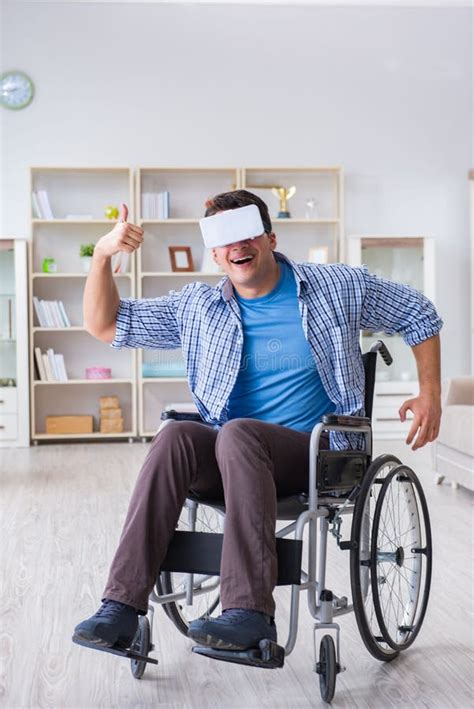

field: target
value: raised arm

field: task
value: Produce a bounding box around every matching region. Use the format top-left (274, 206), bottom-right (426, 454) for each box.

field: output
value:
top-left (83, 203), bottom-right (143, 343)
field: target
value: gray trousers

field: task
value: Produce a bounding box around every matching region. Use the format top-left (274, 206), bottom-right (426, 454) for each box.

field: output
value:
top-left (103, 418), bottom-right (328, 617)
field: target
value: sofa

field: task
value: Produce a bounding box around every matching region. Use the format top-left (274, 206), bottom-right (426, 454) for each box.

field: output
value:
top-left (433, 376), bottom-right (474, 490)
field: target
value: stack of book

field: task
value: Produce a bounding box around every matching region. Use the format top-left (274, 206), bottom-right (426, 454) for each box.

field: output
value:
top-left (99, 395), bottom-right (124, 433)
top-left (33, 297), bottom-right (71, 327)
top-left (141, 191), bottom-right (170, 219)
top-left (31, 190), bottom-right (54, 219)
top-left (34, 347), bottom-right (69, 382)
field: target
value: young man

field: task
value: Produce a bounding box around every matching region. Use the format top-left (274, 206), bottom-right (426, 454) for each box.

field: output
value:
top-left (74, 190), bottom-right (442, 653)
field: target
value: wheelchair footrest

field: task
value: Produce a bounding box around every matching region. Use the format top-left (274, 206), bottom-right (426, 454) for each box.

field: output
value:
top-left (72, 634), bottom-right (158, 665)
top-left (192, 639), bottom-right (285, 669)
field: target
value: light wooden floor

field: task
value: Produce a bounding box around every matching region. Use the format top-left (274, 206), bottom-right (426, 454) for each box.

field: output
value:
top-left (0, 439), bottom-right (472, 709)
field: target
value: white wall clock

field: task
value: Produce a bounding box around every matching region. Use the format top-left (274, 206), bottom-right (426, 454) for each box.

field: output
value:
top-left (0, 71), bottom-right (35, 110)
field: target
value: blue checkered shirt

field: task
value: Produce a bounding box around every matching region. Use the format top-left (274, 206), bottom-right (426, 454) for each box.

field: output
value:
top-left (111, 252), bottom-right (443, 449)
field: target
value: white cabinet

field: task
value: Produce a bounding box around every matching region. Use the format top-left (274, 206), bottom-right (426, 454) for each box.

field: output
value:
top-left (346, 234), bottom-right (436, 439)
top-left (469, 170), bottom-right (474, 374)
top-left (0, 238), bottom-right (29, 447)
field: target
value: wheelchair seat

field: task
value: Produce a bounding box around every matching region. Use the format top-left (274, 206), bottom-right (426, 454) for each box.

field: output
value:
top-left (187, 491), bottom-right (310, 520)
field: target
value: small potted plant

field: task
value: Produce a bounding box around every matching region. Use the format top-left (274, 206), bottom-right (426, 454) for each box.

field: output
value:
top-left (80, 243), bottom-right (95, 272)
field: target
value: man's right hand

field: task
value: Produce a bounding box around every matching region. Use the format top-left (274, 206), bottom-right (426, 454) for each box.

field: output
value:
top-left (94, 203), bottom-right (144, 259)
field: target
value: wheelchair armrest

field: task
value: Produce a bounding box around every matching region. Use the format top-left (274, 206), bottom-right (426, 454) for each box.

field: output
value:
top-left (160, 409), bottom-right (204, 422)
top-left (321, 414), bottom-right (371, 428)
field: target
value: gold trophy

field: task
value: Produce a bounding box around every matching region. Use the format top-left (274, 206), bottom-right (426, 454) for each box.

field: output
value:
top-left (271, 186), bottom-right (296, 218)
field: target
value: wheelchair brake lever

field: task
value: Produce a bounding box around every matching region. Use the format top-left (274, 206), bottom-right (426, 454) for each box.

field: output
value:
top-left (330, 485), bottom-right (360, 548)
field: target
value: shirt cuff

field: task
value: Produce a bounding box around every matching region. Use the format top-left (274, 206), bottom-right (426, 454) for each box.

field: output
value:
top-left (110, 299), bottom-right (131, 349)
top-left (401, 315), bottom-right (444, 347)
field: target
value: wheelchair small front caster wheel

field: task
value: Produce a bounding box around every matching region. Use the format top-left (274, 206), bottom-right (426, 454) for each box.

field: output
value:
top-left (131, 616), bottom-right (151, 679)
top-left (316, 635), bottom-right (336, 703)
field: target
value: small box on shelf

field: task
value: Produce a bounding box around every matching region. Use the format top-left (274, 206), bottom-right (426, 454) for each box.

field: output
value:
top-left (99, 395), bottom-right (120, 409)
top-left (101, 407), bottom-right (122, 420)
top-left (46, 415), bottom-right (93, 435)
top-left (100, 417), bottom-right (124, 433)
top-left (99, 394), bottom-right (124, 433)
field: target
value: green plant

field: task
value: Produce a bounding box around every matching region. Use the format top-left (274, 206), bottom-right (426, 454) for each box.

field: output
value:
top-left (80, 243), bottom-right (95, 258)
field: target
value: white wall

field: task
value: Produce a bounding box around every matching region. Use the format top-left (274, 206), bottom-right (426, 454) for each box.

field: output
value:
top-left (0, 1), bottom-right (472, 376)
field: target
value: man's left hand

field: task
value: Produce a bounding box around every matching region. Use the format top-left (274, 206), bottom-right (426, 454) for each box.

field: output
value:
top-left (399, 393), bottom-right (442, 451)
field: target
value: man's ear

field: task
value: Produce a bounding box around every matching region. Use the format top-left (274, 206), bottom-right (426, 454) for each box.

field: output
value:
top-left (211, 248), bottom-right (218, 263)
top-left (268, 232), bottom-right (277, 251)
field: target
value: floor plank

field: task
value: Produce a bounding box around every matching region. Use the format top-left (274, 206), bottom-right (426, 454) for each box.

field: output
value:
top-left (0, 439), bottom-right (472, 708)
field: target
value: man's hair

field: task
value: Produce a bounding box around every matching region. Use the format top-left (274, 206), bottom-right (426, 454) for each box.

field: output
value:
top-left (204, 189), bottom-right (273, 235)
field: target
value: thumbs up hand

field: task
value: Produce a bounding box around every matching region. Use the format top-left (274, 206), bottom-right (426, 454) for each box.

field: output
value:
top-left (120, 203), bottom-right (128, 223)
top-left (94, 203), bottom-right (144, 259)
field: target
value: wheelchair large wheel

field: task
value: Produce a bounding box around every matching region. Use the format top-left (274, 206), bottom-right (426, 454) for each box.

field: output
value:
top-left (157, 502), bottom-right (223, 636)
top-left (370, 464), bottom-right (432, 651)
top-left (350, 454), bottom-right (402, 662)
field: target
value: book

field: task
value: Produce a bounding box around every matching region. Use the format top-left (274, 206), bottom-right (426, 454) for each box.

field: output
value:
top-left (158, 191), bottom-right (170, 219)
top-left (34, 347), bottom-right (47, 381)
top-left (37, 190), bottom-right (54, 219)
top-left (52, 301), bottom-right (65, 328)
top-left (47, 348), bottom-right (59, 380)
top-left (33, 297), bottom-right (48, 327)
top-left (65, 214), bottom-right (93, 220)
top-left (58, 301), bottom-right (71, 327)
top-left (141, 191), bottom-right (170, 219)
top-left (42, 300), bottom-right (55, 327)
top-left (55, 354), bottom-right (68, 381)
top-left (32, 192), bottom-right (43, 218)
top-left (42, 353), bottom-right (54, 381)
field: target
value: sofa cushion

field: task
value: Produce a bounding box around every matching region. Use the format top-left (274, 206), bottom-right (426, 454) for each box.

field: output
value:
top-left (438, 405), bottom-right (474, 458)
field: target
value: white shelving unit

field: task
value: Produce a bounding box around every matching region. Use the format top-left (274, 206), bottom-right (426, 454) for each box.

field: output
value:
top-left (346, 234), bottom-right (436, 440)
top-left (27, 165), bottom-right (345, 442)
top-left (29, 167), bottom-right (137, 442)
top-left (134, 166), bottom-right (344, 438)
top-left (135, 167), bottom-right (238, 437)
top-left (0, 238), bottom-right (29, 447)
top-left (240, 167), bottom-right (344, 262)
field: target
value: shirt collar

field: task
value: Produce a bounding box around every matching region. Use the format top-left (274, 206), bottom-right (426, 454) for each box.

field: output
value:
top-left (216, 251), bottom-right (309, 302)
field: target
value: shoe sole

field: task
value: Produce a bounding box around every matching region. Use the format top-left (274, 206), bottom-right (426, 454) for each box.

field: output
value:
top-left (73, 630), bottom-right (130, 650)
top-left (188, 629), bottom-right (248, 650)
top-left (188, 628), bottom-right (277, 652)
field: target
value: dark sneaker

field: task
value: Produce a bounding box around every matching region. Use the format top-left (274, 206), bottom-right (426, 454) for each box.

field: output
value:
top-left (188, 608), bottom-right (277, 650)
top-left (73, 599), bottom-right (138, 649)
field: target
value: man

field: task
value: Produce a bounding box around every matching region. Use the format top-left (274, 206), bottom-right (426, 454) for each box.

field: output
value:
top-left (74, 190), bottom-right (442, 653)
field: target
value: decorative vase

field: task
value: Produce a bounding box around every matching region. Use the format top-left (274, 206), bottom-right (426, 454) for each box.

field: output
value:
top-left (81, 256), bottom-right (92, 273)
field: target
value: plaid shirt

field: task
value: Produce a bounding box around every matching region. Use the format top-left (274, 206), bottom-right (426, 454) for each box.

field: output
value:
top-left (112, 252), bottom-right (443, 449)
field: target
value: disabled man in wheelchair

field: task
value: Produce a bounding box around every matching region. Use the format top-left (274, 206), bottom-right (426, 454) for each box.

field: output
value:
top-left (74, 189), bottom-right (442, 696)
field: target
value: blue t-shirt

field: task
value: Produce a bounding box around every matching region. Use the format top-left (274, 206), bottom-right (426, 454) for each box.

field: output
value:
top-left (227, 261), bottom-right (335, 432)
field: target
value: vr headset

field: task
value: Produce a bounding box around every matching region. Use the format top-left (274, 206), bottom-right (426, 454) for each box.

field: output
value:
top-left (199, 204), bottom-right (264, 248)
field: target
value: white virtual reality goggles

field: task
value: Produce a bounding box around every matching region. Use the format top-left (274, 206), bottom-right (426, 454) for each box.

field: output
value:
top-left (199, 204), bottom-right (265, 248)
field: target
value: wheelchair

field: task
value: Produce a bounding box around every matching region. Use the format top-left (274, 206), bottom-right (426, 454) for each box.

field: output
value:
top-left (76, 340), bottom-right (432, 704)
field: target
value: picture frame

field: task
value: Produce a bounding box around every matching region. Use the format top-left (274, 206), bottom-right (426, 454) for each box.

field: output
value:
top-left (168, 246), bottom-right (195, 272)
top-left (307, 246), bottom-right (329, 264)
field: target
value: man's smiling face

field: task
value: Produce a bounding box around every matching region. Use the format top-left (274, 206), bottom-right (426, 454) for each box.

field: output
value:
top-left (211, 231), bottom-right (277, 290)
